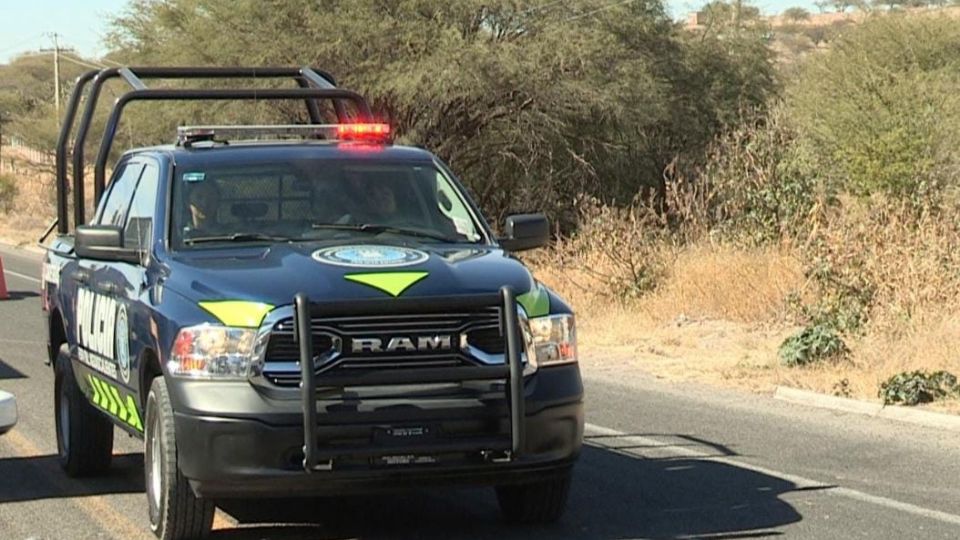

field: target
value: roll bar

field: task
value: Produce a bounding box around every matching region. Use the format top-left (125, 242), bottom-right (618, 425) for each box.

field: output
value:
top-left (54, 67), bottom-right (370, 233)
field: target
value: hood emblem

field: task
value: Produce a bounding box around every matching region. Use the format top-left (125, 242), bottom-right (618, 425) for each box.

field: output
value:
top-left (313, 245), bottom-right (429, 268)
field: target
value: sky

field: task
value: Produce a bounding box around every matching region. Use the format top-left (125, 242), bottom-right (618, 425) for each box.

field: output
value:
top-left (0, 0), bottom-right (821, 64)
top-left (0, 0), bottom-right (130, 63)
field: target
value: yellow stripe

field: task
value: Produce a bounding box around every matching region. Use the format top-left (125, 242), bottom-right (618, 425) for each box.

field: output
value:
top-left (90, 377), bottom-right (108, 409)
top-left (87, 374), bottom-right (102, 406)
top-left (123, 394), bottom-right (143, 432)
top-left (109, 386), bottom-right (128, 422)
top-left (198, 301), bottom-right (274, 328)
top-left (101, 379), bottom-right (119, 416)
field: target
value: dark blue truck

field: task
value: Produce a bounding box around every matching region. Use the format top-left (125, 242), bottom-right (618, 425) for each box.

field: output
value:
top-left (40, 67), bottom-right (583, 539)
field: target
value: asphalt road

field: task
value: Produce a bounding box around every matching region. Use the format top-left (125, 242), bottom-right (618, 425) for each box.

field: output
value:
top-left (1, 243), bottom-right (960, 539)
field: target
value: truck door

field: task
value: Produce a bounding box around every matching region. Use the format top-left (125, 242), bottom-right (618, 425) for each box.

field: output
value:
top-left (71, 159), bottom-right (146, 430)
top-left (112, 161), bottom-right (160, 408)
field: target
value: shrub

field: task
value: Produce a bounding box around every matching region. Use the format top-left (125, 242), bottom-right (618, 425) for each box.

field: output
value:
top-left (879, 370), bottom-right (959, 406)
top-left (786, 15), bottom-right (960, 199)
top-left (699, 107), bottom-right (825, 245)
top-left (778, 323), bottom-right (848, 367)
top-left (0, 173), bottom-right (18, 214)
top-left (553, 196), bottom-right (669, 300)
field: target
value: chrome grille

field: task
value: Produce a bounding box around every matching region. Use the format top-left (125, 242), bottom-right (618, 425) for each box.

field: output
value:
top-left (262, 307), bottom-right (503, 386)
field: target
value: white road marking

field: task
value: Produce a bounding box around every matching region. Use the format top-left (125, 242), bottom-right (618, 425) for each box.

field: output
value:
top-left (585, 422), bottom-right (960, 527)
top-left (3, 269), bottom-right (40, 284)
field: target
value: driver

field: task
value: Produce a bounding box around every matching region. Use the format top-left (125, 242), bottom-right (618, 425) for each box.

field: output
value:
top-left (186, 181), bottom-right (221, 231)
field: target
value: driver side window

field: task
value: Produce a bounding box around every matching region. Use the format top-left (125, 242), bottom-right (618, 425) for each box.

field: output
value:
top-left (97, 161), bottom-right (145, 227)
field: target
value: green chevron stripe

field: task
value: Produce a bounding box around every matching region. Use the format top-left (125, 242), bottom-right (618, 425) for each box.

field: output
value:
top-left (109, 386), bottom-right (128, 422)
top-left (518, 284), bottom-right (550, 317)
top-left (90, 376), bottom-right (110, 409)
top-left (87, 374), bottom-right (102, 406)
top-left (84, 374), bottom-right (144, 432)
top-left (123, 394), bottom-right (143, 431)
top-left (344, 272), bottom-right (429, 297)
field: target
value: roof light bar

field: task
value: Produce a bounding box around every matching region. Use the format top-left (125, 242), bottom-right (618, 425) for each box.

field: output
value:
top-left (336, 123), bottom-right (391, 142)
top-left (173, 123), bottom-right (394, 146)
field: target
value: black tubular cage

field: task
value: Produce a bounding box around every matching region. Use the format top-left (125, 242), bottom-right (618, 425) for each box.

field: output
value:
top-left (294, 287), bottom-right (527, 471)
top-left (54, 66), bottom-right (374, 233)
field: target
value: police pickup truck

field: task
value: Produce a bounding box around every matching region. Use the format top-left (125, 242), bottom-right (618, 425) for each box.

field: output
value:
top-left (40, 67), bottom-right (583, 539)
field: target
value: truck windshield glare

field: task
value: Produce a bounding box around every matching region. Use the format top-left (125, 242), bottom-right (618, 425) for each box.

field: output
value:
top-left (173, 160), bottom-right (484, 248)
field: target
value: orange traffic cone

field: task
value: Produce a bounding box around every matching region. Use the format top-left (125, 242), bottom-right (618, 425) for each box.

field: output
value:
top-left (0, 256), bottom-right (8, 300)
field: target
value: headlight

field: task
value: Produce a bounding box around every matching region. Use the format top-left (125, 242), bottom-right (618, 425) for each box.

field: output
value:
top-left (525, 314), bottom-right (577, 371)
top-left (168, 324), bottom-right (256, 379)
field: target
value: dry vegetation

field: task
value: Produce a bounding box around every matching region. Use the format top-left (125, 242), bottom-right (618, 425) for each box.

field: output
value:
top-left (526, 192), bottom-right (960, 412)
top-left (6, 143), bottom-right (960, 411)
top-left (0, 148), bottom-right (57, 245)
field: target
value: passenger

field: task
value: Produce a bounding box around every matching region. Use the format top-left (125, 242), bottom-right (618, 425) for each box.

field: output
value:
top-left (339, 170), bottom-right (399, 224)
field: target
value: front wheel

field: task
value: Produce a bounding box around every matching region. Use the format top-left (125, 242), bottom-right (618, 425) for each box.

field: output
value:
top-left (495, 470), bottom-right (573, 524)
top-left (144, 376), bottom-right (215, 540)
top-left (54, 346), bottom-right (113, 476)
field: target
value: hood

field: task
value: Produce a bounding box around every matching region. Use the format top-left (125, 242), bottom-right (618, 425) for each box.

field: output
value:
top-left (162, 242), bottom-right (537, 310)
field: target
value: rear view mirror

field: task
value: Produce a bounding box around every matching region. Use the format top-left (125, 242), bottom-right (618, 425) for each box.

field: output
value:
top-left (75, 225), bottom-right (141, 264)
top-left (499, 213), bottom-right (549, 252)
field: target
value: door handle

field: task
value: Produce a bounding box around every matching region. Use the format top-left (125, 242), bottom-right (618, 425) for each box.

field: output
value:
top-left (101, 282), bottom-right (121, 295)
top-left (70, 269), bottom-right (91, 285)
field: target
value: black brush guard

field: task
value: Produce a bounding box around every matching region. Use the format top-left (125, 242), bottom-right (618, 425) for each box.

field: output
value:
top-left (293, 287), bottom-right (526, 472)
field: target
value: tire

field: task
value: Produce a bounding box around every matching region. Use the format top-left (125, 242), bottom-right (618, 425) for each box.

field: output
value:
top-left (55, 346), bottom-right (113, 477)
top-left (495, 470), bottom-right (573, 524)
top-left (145, 376), bottom-right (214, 540)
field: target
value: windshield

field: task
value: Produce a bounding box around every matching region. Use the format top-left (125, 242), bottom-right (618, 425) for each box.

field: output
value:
top-left (170, 159), bottom-right (486, 248)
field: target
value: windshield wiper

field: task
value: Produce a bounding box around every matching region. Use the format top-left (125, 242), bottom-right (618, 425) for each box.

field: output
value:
top-left (311, 223), bottom-right (461, 243)
top-left (183, 233), bottom-right (297, 245)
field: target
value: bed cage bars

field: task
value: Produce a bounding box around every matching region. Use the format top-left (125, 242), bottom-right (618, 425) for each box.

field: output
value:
top-left (53, 66), bottom-right (375, 234)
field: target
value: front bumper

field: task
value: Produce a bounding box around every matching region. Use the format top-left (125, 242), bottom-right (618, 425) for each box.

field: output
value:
top-left (172, 364), bottom-right (583, 499)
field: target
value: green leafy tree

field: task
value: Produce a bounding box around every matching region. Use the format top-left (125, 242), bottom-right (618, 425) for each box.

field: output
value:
top-left (783, 6), bottom-right (812, 20)
top-left (104, 0), bottom-right (777, 227)
top-left (787, 15), bottom-right (960, 198)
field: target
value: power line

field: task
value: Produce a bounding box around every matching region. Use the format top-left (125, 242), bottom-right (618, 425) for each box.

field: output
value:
top-left (565, 0), bottom-right (639, 21)
top-left (14, 49), bottom-right (109, 70)
top-left (60, 53), bottom-right (110, 71)
top-left (0, 33), bottom-right (47, 56)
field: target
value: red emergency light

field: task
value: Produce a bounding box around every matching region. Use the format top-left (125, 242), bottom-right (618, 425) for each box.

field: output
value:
top-left (336, 123), bottom-right (392, 143)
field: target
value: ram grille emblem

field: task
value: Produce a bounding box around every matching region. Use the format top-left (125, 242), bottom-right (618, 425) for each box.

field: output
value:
top-left (351, 335), bottom-right (454, 354)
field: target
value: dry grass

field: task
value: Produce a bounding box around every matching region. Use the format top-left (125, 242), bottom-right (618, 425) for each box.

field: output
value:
top-left (640, 244), bottom-right (805, 324)
top-left (0, 151), bottom-right (57, 245)
top-left (532, 199), bottom-right (960, 414)
top-left (3, 146), bottom-right (960, 412)
top-left (532, 242), bottom-right (807, 393)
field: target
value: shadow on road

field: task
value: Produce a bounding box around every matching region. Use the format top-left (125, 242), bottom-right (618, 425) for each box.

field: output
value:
top-left (0, 291), bottom-right (40, 302)
top-left (0, 358), bottom-right (27, 379)
top-left (210, 439), bottom-right (803, 539)
top-left (0, 452), bottom-right (143, 503)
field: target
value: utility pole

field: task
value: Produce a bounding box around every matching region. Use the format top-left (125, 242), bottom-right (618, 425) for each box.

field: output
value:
top-left (51, 33), bottom-right (62, 131)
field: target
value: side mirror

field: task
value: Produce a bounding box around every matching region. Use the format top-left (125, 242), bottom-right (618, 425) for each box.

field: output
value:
top-left (499, 213), bottom-right (550, 252)
top-left (75, 225), bottom-right (141, 264)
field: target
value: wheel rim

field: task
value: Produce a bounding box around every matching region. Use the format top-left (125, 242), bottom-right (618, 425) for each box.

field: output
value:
top-left (145, 401), bottom-right (162, 520)
top-left (58, 380), bottom-right (70, 457)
